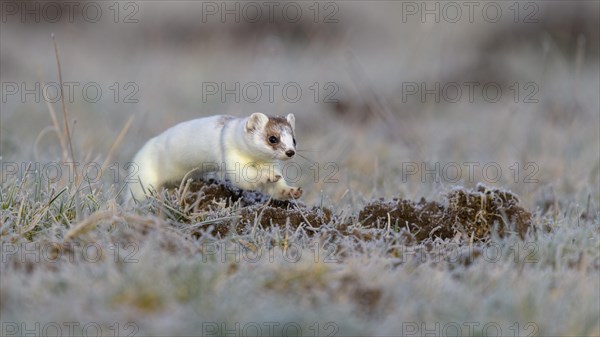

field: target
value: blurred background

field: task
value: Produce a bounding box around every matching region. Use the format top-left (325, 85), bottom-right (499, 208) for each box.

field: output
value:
top-left (1, 0), bottom-right (598, 208)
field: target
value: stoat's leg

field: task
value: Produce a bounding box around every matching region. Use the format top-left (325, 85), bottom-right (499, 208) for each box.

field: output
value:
top-left (264, 177), bottom-right (302, 200)
top-left (260, 164), bottom-right (282, 183)
top-left (281, 185), bottom-right (303, 199)
top-left (227, 163), bottom-right (263, 191)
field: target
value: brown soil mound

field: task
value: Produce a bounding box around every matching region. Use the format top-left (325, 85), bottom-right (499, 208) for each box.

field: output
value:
top-left (357, 198), bottom-right (451, 241)
top-left (182, 181), bottom-right (531, 241)
top-left (358, 184), bottom-right (532, 240)
top-left (183, 180), bottom-right (332, 237)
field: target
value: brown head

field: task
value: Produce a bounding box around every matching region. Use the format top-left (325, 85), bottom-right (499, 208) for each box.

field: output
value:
top-left (245, 112), bottom-right (296, 160)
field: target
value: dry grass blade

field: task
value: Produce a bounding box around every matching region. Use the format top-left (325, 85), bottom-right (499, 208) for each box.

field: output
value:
top-left (51, 34), bottom-right (76, 168)
top-left (42, 86), bottom-right (67, 159)
top-left (101, 115), bottom-right (135, 173)
top-left (64, 210), bottom-right (115, 241)
top-left (33, 126), bottom-right (62, 161)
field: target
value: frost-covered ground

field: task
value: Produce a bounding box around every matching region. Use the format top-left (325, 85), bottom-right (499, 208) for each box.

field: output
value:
top-left (1, 1), bottom-right (599, 336)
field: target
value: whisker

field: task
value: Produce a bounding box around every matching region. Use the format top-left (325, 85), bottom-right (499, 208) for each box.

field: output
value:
top-left (295, 152), bottom-right (317, 164)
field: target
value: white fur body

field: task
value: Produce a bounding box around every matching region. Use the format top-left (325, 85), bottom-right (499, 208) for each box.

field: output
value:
top-left (128, 113), bottom-right (301, 200)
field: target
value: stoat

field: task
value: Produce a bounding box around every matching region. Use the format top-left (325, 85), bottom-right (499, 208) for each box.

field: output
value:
top-left (128, 113), bottom-right (302, 201)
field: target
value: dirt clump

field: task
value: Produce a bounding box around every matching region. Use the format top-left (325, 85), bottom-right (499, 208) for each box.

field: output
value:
top-left (358, 184), bottom-right (532, 242)
top-left (358, 198), bottom-right (451, 242)
top-left (184, 180), bottom-right (332, 237)
top-left (445, 185), bottom-right (532, 240)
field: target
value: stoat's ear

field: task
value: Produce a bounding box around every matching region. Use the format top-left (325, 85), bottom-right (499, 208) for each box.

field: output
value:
top-left (246, 112), bottom-right (269, 132)
top-left (286, 113), bottom-right (295, 131)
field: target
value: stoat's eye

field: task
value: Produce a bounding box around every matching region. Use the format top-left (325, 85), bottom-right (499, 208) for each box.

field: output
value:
top-left (293, 138), bottom-right (296, 146)
top-left (269, 136), bottom-right (279, 144)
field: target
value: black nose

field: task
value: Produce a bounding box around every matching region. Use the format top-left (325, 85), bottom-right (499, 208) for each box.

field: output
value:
top-left (285, 150), bottom-right (295, 157)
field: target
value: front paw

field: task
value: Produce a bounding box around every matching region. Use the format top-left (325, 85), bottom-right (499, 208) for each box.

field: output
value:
top-left (266, 174), bottom-right (282, 183)
top-left (281, 186), bottom-right (302, 199)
